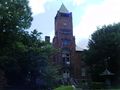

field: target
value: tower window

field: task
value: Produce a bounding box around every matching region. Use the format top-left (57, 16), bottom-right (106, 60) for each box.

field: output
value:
top-left (62, 39), bottom-right (71, 46)
top-left (60, 13), bottom-right (70, 17)
top-left (61, 29), bottom-right (72, 35)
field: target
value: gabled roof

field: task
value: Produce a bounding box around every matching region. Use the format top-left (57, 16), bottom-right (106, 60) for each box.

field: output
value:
top-left (59, 4), bottom-right (69, 13)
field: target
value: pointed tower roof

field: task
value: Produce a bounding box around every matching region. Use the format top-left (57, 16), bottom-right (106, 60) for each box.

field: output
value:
top-left (59, 4), bottom-right (69, 13)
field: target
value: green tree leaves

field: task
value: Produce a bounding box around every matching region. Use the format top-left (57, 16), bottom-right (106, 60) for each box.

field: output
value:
top-left (85, 23), bottom-right (120, 83)
top-left (0, 0), bottom-right (59, 89)
top-left (0, 0), bottom-right (33, 32)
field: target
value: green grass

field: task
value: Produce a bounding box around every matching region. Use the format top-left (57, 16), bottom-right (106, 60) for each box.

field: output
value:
top-left (54, 85), bottom-right (73, 90)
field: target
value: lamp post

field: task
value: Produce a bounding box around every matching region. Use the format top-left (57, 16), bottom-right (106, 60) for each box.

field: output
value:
top-left (100, 57), bottom-right (114, 89)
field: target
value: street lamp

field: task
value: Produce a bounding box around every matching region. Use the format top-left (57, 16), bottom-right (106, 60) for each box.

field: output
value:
top-left (100, 57), bottom-right (114, 89)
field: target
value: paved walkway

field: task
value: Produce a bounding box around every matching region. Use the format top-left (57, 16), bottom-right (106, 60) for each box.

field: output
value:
top-left (72, 85), bottom-right (82, 90)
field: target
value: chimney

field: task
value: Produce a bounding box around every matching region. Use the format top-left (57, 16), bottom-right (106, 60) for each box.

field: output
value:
top-left (45, 36), bottom-right (50, 43)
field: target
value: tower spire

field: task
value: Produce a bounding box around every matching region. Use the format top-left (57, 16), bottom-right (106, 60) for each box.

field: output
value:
top-left (59, 3), bottom-right (69, 13)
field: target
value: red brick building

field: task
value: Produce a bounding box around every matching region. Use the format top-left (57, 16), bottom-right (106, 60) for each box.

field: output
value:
top-left (52, 4), bottom-right (87, 82)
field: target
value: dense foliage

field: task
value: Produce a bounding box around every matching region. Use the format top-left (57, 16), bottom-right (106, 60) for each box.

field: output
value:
top-left (84, 23), bottom-right (120, 85)
top-left (0, 0), bottom-right (59, 89)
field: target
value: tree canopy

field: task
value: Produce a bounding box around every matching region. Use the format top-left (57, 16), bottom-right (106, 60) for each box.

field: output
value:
top-left (84, 23), bottom-right (120, 84)
top-left (0, 0), bottom-right (59, 89)
top-left (0, 0), bottom-right (33, 31)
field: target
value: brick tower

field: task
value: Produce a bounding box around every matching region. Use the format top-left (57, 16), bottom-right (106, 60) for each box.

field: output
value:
top-left (53, 4), bottom-right (76, 80)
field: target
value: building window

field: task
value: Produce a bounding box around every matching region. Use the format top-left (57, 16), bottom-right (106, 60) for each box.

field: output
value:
top-left (60, 13), bottom-right (70, 17)
top-left (62, 39), bottom-right (71, 46)
top-left (61, 29), bottom-right (72, 35)
top-left (62, 51), bottom-right (70, 65)
top-left (62, 57), bottom-right (70, 65)
top-left (81, 68), bottom-right (86, 76)
top-left (63, 71), bottom-right (70, 79)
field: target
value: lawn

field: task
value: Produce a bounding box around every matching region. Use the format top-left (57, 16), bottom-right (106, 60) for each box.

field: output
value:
top-left (54, 85), bottom-right (73, 90)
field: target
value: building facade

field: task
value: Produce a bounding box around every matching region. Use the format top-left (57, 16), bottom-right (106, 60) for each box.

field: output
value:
top-left (53, 4), bottom-right (85, 82)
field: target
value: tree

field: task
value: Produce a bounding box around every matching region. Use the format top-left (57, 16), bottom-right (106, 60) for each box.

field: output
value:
top-left (0, 29), bottom-right (59, 89)
top-left (85, 23), bottom-right (120, 84)
top-left (0, 0), bottom-right (32, 31)
top-left (0, 0), bottom-right (33, 49)
top-left (0, 0), bottom-right (59, 89)
top-left (0, 0), bottom-right (32, 88)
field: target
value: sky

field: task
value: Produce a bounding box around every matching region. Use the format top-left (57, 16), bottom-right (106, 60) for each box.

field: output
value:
top-left (28, 0), bottom-right (120, 49)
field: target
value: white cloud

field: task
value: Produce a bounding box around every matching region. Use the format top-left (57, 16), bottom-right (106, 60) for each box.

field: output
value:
top-left (73, 0), bottom-right (86, 6)
top-left (29, 0), bottom-right (52, 15)
top-left (74, 0), bottom-right (120, 48)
